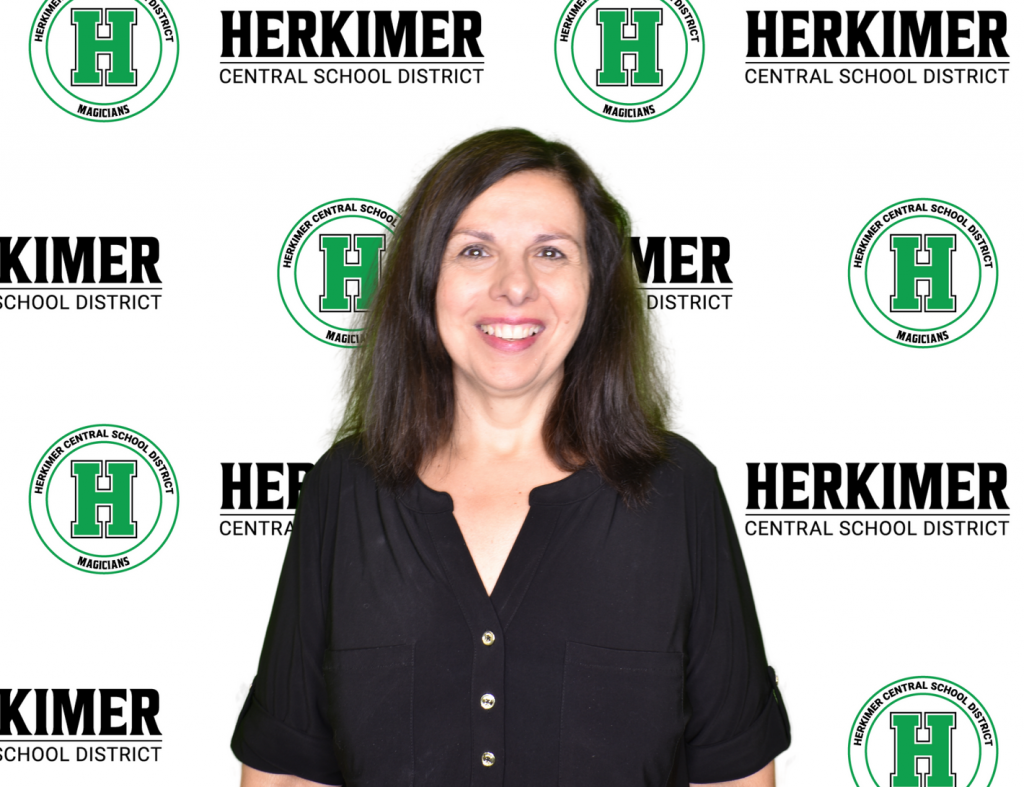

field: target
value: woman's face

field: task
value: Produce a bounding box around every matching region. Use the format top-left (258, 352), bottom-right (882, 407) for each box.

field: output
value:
top-left (436, 170), bottom-right (589, 400)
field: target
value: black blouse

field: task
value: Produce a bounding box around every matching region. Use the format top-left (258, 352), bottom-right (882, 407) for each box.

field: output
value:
top-left (231, 436), bottom-right (790, 786)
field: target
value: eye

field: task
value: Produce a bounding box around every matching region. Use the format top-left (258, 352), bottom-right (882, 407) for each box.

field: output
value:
top-left (459, 244), bottom-right (489, 258)
top-left (537, 246), bottom-right (566, 259)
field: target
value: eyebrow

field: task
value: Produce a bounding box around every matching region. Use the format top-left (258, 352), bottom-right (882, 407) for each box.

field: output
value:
top-left (534, 233), bottom-right (580, 247)
top-left (450, 229), bottom-right (581, 247)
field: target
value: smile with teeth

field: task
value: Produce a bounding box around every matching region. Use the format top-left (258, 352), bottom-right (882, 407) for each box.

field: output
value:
top-left (478, 323), bottom-right (543, 340)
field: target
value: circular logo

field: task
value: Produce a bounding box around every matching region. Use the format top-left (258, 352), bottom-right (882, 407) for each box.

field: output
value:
top-left (554, 0), bottom-right (704, 122)
top-left (849, 676), bottom-right (998, 787)
top-left (29, 0), bottom-right (179, 122)
top-left (277, 198), bottom-right (400, 347)
top-left (848, 198), bottom-right (998, 348)
top-left (28, 425), bottom-right (178, 574)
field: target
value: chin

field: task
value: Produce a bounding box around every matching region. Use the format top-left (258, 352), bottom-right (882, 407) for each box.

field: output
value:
top-left (463, 362), bottom-right (550, 395)
top-left (483, 371), bottom-right (542, 393)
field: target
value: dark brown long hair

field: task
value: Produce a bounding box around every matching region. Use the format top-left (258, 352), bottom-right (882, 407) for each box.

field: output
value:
top-left (336, 128), bottom-right (668, 504)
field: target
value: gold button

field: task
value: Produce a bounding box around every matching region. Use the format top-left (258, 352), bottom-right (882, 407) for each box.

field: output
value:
top-left (481, 752), bottom-right (496, 767)
top-left (480, 693), bottom-right (495, 710)
top-left (481, 631), bottom-right (495, 646)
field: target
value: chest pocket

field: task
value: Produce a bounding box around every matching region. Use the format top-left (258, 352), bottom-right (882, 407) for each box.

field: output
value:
top-left (558, 641), bottom-right (683, 787)
top-left (323, 643), bottom-right (414, 787)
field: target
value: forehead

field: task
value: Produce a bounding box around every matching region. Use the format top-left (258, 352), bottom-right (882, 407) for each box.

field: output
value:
top-left (455, 170), bottom-right (584, 229)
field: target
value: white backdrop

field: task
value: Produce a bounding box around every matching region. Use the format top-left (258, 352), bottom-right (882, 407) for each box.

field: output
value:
top-left (1, 0), bottom-right (1020, 784)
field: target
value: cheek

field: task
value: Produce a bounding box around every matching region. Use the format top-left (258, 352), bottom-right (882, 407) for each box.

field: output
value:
top-left (435, 269), bottom-right (463, 323)
top-left (435, 268), bottom-right (480, 341)
top-left (552, 274), bottom-right (590, 329)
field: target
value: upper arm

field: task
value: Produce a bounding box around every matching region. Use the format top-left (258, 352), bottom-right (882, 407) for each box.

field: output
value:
top-left (241, 763), bottom-right (340, 787)
top-left (677, 448), bottom-right (790, 781)
top-left (690, 759), bottom-right (775, 787)
top-left (231, 457), bottom-right (344, 784)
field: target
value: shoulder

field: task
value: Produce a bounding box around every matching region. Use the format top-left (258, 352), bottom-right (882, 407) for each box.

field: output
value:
top-left (659, 432), bottom-right (719, 482)
top-left (319, 434), bottom-right (365, 470)
top-left (304, 435), bottom-right (376, 497)
top-left (642, 432), bottom-right (723, 509)
top-left (293, 438), bottom-right (381, 547)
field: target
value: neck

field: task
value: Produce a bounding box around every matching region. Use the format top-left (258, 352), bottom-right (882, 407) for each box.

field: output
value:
top-left (440, 368), bottom-right (563, 468)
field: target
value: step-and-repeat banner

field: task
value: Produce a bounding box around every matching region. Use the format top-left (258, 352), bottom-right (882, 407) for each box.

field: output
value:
top-left (0, 1), bottom-right (1018, 784)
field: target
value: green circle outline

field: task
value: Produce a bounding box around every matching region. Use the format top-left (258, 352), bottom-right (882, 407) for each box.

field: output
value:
top-left (293, 213), bottom-right (396, 331)
top-left (44, 441), bottom-right (163, 558)
top-left (276, 198), bottom-right (401, 347)
top-left (46, 0), bottom-right (162, 107)
top-left (847, 199), bottom-right (999, 348)
top-left (847, 675), bottom-right (998, 787)
top-left (29, 0), bottom-right (179, 123)
top-left (28, 424), bottom-right (179, 575)
top-left (863, 215), bottom-right (982, 333)
top-left (570, 0), bottom-right (688, 107)
top-left (553, 0), bottom-right (705, 123)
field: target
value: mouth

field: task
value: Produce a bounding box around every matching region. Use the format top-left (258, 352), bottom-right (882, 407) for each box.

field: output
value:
top-left (477, 323), bottom-right (544, 340)
top-left (475, 320), bottom-right (545, 352)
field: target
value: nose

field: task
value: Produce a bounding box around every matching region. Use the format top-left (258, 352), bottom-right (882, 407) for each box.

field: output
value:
top-left (489, 254), bottom-right (538, 306)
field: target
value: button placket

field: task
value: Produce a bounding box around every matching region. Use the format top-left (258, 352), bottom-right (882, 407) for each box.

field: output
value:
top-left (471, 614), bottom-right (504, 784)
top-left (423, 511), bottom-right (507, 785)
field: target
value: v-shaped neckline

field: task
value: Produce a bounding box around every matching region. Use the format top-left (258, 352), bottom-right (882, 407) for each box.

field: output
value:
top-left (403, 466), bottom-right (603, 625)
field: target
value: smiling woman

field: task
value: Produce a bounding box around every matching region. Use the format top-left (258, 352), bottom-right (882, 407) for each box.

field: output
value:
top-left (337, 128), bottom-right (669, 507)
top-left (231, 129), bottom-right (790, 787)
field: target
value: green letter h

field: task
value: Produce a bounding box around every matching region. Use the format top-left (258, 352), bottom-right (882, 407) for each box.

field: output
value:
top-left (596, 9), bottom-right (663, 86)
top-left (71, 9), bottom-right (138, 86)
top-left (320, 235), bottom-right (385, 313)
top-left (71, 460), bottom-right (137, 538)
top-left (890, 235), bottom-right (957, 312)
top-left (891, 712), bottom-right (955, 787)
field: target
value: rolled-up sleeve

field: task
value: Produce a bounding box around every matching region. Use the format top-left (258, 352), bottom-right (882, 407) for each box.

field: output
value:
top-left (231, 458), bottom-right (344, 785)
top-left (682, 461), bottom-right (791, 783)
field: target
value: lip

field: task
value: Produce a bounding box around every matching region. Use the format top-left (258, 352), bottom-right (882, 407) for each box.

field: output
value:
top-left (475, 317), bottom-right (545, 353)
